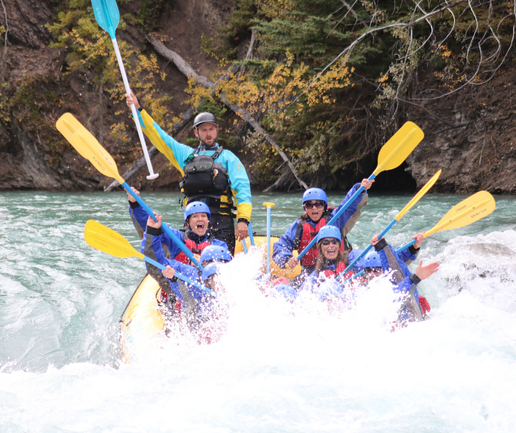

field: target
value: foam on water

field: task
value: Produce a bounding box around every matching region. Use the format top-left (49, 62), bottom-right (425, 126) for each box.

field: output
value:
top-left (1, 192), bottom-right (516, 432)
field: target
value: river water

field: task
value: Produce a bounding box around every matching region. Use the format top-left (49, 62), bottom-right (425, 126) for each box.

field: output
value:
top-left (1, 190), bottom-right (515, 432)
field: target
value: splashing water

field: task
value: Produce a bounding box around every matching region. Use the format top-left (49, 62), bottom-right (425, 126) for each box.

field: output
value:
top-left (1, 191), bottom-right (516, 432)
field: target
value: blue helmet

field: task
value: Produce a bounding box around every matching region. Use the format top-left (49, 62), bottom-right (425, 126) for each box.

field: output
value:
top-left (348, 249), bottom-right (366, 271)
top-left (302, 188), bottom-right (327, 205)
top-left (200, 245), bottom-right (232, 264)
top-left (315, 225), bottom-right (342, 244)
top-left (184, 201), bottom-right (211, 225)
top-left (202, 262), bottom-right (223, 282)
top-left (362, 250), bottom-right (382, 269)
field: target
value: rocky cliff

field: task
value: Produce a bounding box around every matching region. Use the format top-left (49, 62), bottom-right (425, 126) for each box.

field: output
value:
top-left (0, 0), bottom-right (515, 195)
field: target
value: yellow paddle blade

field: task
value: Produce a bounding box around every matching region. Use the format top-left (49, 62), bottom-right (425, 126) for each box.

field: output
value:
top-left (425, 191), bottom-right (496, 236)
top-left (374, 121), bottom-right (424, 176)
top-left (84, 220), bottom-right (144, 260)
top-left (56, 113), bottom-right (123, 184)
top-left (395, 169), bottom-right (441, 221)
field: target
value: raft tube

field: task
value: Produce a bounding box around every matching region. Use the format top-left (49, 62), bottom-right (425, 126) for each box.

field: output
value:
top-left (119, 273), bottom-right (165, 364)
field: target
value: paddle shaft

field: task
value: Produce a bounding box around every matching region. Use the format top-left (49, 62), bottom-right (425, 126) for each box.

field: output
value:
top-left (143, 255), bottom-right (215, 297)
top-left (248, 222), bottom-right (255, 246)
top-left (266, 208), bottom-right (272, 278)
top-left (111, 38), bottom-right (157, 179)
top-left (296, 175), bottom-right (373, 261)
top-left (344, 269), bottom-right (365, 284)
top-left (124, 182), bottom-right (203, 270)
top-left (395, 238), bottom-right (418, 254)
top-left (340, 218), bottom-right (396, 277)
top-left (263, 203), bottom-right (275, 280)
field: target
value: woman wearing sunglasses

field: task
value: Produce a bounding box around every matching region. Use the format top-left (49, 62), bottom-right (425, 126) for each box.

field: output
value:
top-left (273, 179), bottom-right (374, 287)
top-left (298, 225), bottom-right (354, 300)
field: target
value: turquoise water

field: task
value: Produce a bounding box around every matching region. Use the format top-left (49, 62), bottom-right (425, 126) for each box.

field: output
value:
top-left (1, 190), bottom-right (516, 432)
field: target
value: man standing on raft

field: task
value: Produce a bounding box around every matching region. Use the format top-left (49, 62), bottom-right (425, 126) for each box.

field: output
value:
top-left (126, 92), bottom-right (252, 254)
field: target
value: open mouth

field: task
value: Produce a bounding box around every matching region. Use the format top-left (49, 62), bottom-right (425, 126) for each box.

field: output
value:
top-left (196, 223), bottom-right (205, 230)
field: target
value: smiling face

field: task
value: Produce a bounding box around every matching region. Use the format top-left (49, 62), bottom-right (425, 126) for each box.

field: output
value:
top-left (187, 212), bottom-right (210, 236)
top-left (194, 122), bottom-right (218, 147)
top-left (320, 238), bottom-right (340, 261)
top-left (303, 200), bottom-right (325, 222)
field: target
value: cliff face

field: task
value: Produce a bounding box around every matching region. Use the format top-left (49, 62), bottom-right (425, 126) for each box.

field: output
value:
top-left (0, 0), bottom-right (515, 194)
top-left (405, 67), bottom-right (516, 194)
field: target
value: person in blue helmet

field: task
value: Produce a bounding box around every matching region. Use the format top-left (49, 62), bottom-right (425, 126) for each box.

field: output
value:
top-left (298, 225), bottom-right (355, 301)
top-left (367, 233), bottom-right (439, 324)
top-left (273, 179), bottom-right (374, 287)
top-left (145, 218), bottom-right (230, 342)
top-left (201, 262), bottom-right (225, 293)
top-left (126, 93), bottom-right (252, 255)
top-left (348, 232), bottom-right (425, 276)
top-left (199, 245), bottom-right (232, 267)
top-left (140, 208), bottom-right (231, 310)
top-left (128, 188), bottom-right (228, 264)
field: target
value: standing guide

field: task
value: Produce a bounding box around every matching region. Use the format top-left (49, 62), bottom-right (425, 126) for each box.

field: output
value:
top-left (126, 92), bottom-right (252, 254)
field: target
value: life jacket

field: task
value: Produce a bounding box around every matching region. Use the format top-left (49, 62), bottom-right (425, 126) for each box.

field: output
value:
top-left (323, 262), bottom-right (353, 280)
top-left (179, 146), bottom-right (234, 215)
top-left (418, 296), bottom-right (431, 316)
top-left (294, 209), bottom-right (350, 268)
top-left (175, 232), bottom-right (215, 264)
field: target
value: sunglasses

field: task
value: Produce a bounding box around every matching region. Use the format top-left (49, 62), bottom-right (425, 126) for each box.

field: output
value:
top-left (304, 201), bottom-right (325, 209)
top-left (321, 239), bottom-right (340, 246)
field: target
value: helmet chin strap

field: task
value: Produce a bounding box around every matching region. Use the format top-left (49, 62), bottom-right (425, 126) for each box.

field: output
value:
top-left (199, 139), bottom-right (217, 149)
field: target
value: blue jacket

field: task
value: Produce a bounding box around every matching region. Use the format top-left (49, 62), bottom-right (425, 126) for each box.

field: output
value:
top-left (129, 202), bottom-right (228, 259)
top-left (143, 229), bottom-right (214, 316)
top-left (135, 110), bottom-right (252, 222)
top-left (272, 183), bottom-right (368, 269)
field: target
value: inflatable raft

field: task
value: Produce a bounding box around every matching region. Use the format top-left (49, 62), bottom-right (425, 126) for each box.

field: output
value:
top-left (119, 235), bottom-right (301, 363)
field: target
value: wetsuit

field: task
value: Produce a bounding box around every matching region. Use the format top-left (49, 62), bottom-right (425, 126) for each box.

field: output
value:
top-left (134, 109), bottom-right (252, 254)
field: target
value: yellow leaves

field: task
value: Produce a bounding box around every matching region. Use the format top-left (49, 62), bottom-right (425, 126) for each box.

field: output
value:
top-left (185, 77), bottom-right (214, 108)
top-left (436, 45), bottom-right (452, 59)
top-left (110, 122), bottom-right (130, 144)
top-left (257, 0), bottom-right (294, 19)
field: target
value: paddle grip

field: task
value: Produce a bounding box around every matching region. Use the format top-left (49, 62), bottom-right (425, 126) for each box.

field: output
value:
top-left (296, 176), bottom-right (374, 261)
top-left (112, 38), bottom-right (157, 179)
top-left (123, 182), bottom-right (203, 270)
